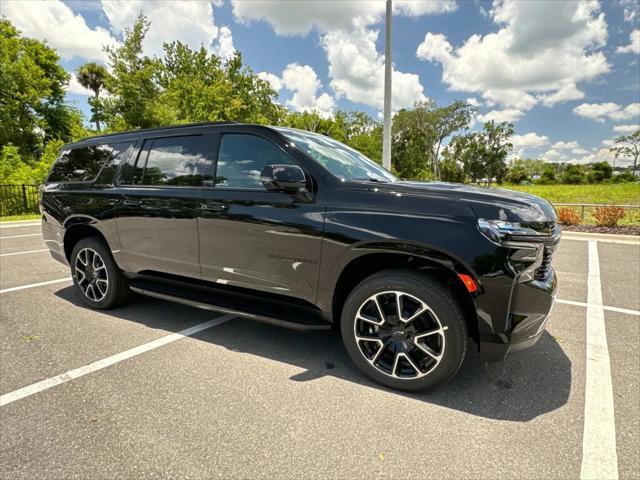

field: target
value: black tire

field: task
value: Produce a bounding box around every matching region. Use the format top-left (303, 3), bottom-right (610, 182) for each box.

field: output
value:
top-left (340, 269), bottom-right (467, 392)
top-left (70, 236), bottom-right (130, 309)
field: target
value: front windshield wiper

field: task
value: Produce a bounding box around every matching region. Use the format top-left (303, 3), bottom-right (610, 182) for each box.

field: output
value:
top-left (352, 178), bottom-right (392, 183)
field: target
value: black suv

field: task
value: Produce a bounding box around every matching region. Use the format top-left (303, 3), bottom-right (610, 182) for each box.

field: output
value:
top-left (42, 121), bottom-right (560, 391)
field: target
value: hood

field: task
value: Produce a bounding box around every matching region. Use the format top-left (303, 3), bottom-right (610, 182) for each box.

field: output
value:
top-left (370, 180), bottom-right (557, 223)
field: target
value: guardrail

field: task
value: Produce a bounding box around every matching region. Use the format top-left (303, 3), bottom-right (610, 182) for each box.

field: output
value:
top-left (552, 203), bottom-right (640, 220)
top-left (0, 185), bottom-right (40, 216)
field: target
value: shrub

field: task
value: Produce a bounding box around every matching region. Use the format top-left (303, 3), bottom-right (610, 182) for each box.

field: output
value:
top-left (505, 165), bottom-right (529, 184)
top-left (593, 205), bottom-right (625, 227)
top-left (562, 164), bottom-right (587, 184)
top-left (558, 208), bottom-right (581, 225)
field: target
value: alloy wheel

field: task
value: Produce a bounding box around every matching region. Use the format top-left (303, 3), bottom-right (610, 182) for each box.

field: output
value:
top-left (353, 291), bottom-right (446, 379)
top-left (74, 247), bottom-right (109, 302)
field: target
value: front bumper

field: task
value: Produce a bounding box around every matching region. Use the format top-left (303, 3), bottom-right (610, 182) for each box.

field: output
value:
top-left (479, 266), bottom-right (558, 362)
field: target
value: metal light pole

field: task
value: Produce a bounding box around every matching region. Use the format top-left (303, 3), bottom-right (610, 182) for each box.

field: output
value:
top-left (382, 0), bottom-right (392, 170)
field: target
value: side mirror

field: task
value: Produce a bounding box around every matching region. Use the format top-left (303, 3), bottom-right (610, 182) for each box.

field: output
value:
top-left (260, 164), bottom-right (307, 192)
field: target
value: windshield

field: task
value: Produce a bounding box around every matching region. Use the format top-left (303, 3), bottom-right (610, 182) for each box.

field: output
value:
top-left (274, 127), bottom-right (397, 183)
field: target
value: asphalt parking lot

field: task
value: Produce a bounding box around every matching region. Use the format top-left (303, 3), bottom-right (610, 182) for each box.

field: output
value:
top-left (1, 221), bottom-right (638, 479)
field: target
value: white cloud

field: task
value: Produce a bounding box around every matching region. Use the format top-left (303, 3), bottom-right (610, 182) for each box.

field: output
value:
top-left (613, 124), bottom-right (640, 134)
top-left (416, 0), bottom-right (608, 110)
top-left (552, 140), bottom-right (580, 150)
top-left (466, 97), bottom-right (482, 107)
top-left (231, 0), bottom-right (456, 35)
top-left (616, 29), bottom-right (640, 54)
top-left (573, 102), bottom-right (640, 122)
top-left (571, 147), bottom-right (590, 155)
top-left (257, 72), bottom-right (282, 92)
top-left (476, 108), bottom-right (524, 123)
top-left (213, 26), bottom-right (236, 61)
top-left (544, 143), bottom-right (623, 166)
top-left (271, 64), bottom-right (335, 118)
top-left (510, 132), bottom-right (549, 158)
top-left (101, 0), bottom-right (231, 58)
top-left (511, 132), bottom-right (550, 148)
top-left (322, 24), bottom-right (425, 110)
top-left (231, 1), bottom-right (454, 111)
top-left (539, 83), bottom-right (585, 107)
top-left (3, 0), bottom-right (118, 62)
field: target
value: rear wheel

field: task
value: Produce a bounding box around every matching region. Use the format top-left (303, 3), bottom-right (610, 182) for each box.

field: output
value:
top-left (70, 237), bottom-right (130, 309)
top-left (341, 270), bottom-right (467, 391)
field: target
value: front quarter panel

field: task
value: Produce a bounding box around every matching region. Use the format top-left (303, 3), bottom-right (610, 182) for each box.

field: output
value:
top-left (317, 183), bottom-right (533, 344)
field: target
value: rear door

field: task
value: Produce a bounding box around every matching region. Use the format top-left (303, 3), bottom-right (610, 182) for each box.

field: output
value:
top-left (115, 132), bottom-right (215, 279)
top-left (197, 131), bottom-right (326, 304)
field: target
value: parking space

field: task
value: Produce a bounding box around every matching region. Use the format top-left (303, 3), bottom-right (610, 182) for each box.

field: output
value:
top-left (1, 223), bottom-right (639, 479)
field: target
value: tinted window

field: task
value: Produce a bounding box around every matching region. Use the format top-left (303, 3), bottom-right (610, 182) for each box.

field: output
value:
top-left (48, 144), bottom-right (113, 182)
top-left (121, 135), bottom-right (213, 186)
top-left (94, 142), bottom-right (134, 184)
top-left (216, 134), bottom-right (294, 189)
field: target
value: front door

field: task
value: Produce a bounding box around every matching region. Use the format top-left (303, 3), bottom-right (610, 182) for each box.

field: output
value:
top-left (115, 133), bottom-right (215, 279)
top-left (197, 132), bottom-right (325, 304)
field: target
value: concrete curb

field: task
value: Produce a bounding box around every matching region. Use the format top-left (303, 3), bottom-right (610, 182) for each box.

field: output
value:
top-left (562, 230), bottom-right (640, 245)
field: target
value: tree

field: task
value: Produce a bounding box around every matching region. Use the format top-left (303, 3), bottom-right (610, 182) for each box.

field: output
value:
top-left (335, 111), bottom-right (382, 162)
top-left (482, 121), bottom-right (513, 185)
top-left (444, 121), bottom-right (514, 185)
top-left (76, 62), bottom-right (111, 131)
top-left (506, 165), bottom-right (530, 184)
top-left (610, 130), bottom-right (640, 173)
top-left (0, 19), bottom-right (80, 156)
top-left (100, 14), bottom-right (165, 130)
top-left (539, 166), bottom-right (556, 184)
top-left (562, 164), bottom-right (586, 184)
top-left (158, 42), bottom-right (284, 125)
top-left (590, 161), bottom-right (612, 180)
top-left (447, 132), bottom-right (485, 183)
top-left (391, 100), bottom-right (474, 180)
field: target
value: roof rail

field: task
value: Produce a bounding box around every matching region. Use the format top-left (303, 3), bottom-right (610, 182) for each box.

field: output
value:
top-left (76, 121), bottom-right (242, 142)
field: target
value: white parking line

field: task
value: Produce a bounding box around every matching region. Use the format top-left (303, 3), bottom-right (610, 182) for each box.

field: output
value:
top-left (0, 222), bottom-right (40, 229)
top-left (580, 241), bottom-right (618, 480)
top-left (0, 233), bottom-right (41, 239)
top-left (0, 278), bottom-right (72, 294)
top-left (0, 249), bottom-right (49, 257)
top-left (0, 315), bottom-right (234, 407)
top-left (557, 299), bottom-right (640, 317)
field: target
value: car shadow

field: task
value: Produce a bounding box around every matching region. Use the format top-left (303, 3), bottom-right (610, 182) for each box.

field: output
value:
top-left (55, 287), bottom-right (572, 422)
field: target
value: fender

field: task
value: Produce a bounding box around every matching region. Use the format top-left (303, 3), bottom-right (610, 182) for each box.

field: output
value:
top-left (61, 214), bottom-right (128, 270)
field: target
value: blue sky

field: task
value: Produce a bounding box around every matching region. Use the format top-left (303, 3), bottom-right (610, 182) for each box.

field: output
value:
top-left (3, 0), bottom-right (639, 165)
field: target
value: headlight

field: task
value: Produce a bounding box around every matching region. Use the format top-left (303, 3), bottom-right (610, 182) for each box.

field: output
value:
top-left (478, 218), bottom-right (546, 243)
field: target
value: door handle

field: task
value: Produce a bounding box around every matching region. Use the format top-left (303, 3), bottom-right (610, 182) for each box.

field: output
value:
top-left (200, 202), bottom-right (228, 212)
top-left (123, 199), bottom-right (141, 206)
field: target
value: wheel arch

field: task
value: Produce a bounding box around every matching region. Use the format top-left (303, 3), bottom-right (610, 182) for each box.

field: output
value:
top-left (329, 246), bottom-right (479, 344)
top-left (63, 218), bottom-right (111, 262)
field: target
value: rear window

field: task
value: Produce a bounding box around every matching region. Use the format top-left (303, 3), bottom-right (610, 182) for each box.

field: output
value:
top-left (120, 135), bottom-right (214, 187)
top-left (48, 144), bottom-right (113, 183)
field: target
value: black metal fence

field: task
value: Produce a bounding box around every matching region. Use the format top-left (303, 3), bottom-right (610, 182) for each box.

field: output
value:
top-left (0, 185), bottom-right (40, 216)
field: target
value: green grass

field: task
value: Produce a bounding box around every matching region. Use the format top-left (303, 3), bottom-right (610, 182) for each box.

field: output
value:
top-left (502, 183), bottom-right (640, 204)
top-left (499, 183), bottom-right (640, 225)
top-left (0, 214), bottom-right (40, 222)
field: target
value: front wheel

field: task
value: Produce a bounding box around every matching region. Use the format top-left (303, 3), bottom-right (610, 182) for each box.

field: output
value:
top-left (341, 270), bottom-right (468, 392)
top-left (70, 236), bottom-right (130, 309)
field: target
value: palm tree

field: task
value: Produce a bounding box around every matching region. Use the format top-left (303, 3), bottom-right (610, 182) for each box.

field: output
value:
top-left (76, 62), bottom-right (109, 131)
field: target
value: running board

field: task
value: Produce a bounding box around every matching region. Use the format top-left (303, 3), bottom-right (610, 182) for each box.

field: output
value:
top-left (130, 286), bottom-right (331, 332)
